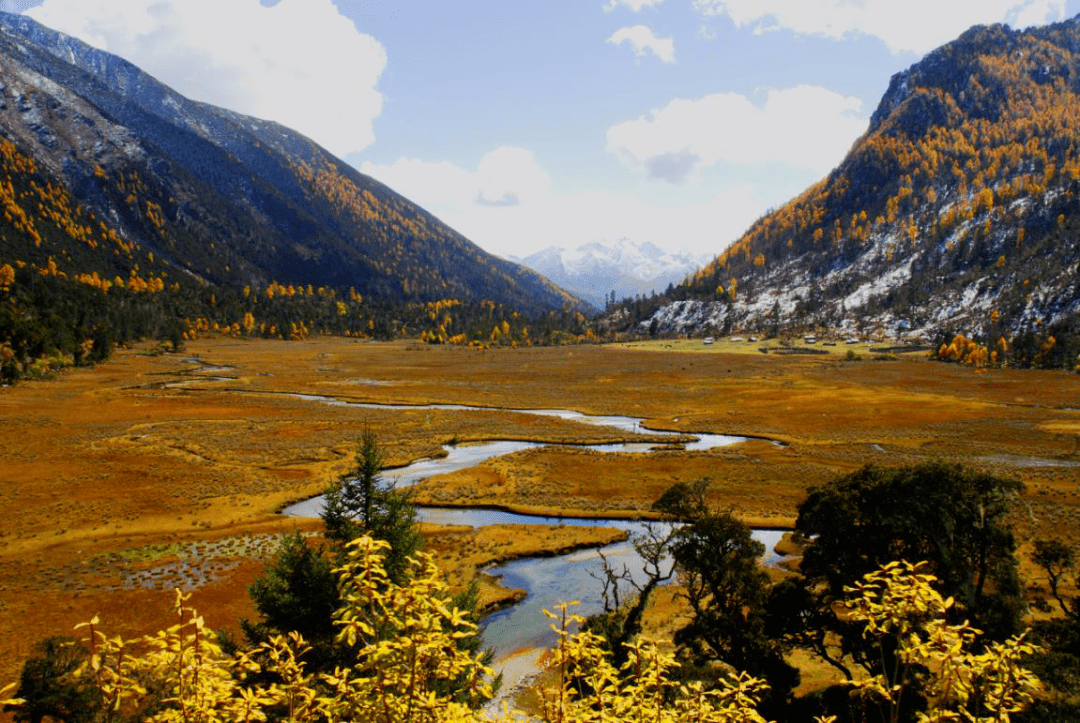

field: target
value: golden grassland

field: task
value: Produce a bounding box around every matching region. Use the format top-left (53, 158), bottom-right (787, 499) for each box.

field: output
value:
top-left (0, 336), bottom-right (1078, 688)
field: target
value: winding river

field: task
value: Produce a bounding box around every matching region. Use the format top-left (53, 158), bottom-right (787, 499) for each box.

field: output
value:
top-left (278, 396), bottom-right (787, 699)
top-left (417, 507), bottom-right (785, 663)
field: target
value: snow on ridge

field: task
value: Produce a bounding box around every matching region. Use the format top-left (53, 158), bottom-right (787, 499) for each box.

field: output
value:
top-left (842, 257), bottom-right (915, 311)
top-left (520, 237), bottom-right (709, 308)
top-left (639, 299), bottom-right (728, 336)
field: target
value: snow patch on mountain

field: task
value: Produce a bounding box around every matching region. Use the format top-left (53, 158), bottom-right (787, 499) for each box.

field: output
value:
top-left (516, 238), bottom-right (709, 309)
top-left (638, 300), bottom-right (729, 336)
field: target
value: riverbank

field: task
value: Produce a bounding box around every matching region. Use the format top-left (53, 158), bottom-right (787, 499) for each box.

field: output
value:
top-left (420, 521), bottom-right (628, 613)
top-left (418, 499), bottom-right (797, 530)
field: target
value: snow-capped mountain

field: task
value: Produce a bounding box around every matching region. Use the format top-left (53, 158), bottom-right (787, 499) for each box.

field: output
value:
top-left (516, 239), bottom-right (709, 310)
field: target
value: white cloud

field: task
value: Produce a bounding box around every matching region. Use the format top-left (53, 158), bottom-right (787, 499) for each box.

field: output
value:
top-left (1013, 0), bottom-right (1063, 28)
top-left (606, 25), bottom-right (676, 63)
top-left (361, 146), bottom-right (550, 213)
top-left (603, 0), bottom-right (666, 12)
top-left (475, 147), bottom-right (552, 207)
top-left (359, 157), bottom-right (477, 210)
top-left (607, 85), bottom-right (867, 184)
top-left (24, 0), bottom-right (386, 158)
top-left (360, 150), bottom-right (763, 258)
top-left (691, 0), bottom-right (1069, 54)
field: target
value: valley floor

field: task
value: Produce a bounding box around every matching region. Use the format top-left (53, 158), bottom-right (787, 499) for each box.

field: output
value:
top-left (0, 336), bottom-right (1077, 687)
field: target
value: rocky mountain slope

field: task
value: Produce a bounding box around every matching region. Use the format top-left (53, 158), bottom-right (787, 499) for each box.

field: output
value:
top-left (516, 239), bottom-right (707, 310)
top-left (615, 17), bottom-right (1080, 358)
top-left (0, 12), bottom-right (580, 314)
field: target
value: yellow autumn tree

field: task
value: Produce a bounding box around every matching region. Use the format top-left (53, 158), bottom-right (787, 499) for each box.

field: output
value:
top-left (845, 560), bottom-right (1041, 723)
top-left (3, 536), bottom-right (787, 722)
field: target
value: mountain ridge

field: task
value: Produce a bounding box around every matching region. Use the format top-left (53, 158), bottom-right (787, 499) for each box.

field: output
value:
top-left (0, 12), bottom-right (596, 381)
top-left (611, 15), bottom-right (1080, 366)
top-left (0, 11), bottom-right (583, 311)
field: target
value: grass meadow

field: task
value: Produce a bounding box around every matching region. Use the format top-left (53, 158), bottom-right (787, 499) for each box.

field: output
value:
top-left (0, 336), bottom-right (1077, 688)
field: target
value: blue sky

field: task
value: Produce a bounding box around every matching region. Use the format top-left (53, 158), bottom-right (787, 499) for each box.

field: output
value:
top-left (6, 0), bottom-right (1080, 259)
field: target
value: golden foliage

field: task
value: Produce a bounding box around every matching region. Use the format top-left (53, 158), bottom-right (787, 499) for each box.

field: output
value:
top-left (844, 560), bottom-right (1042, 722)
top-left (3, 536), bottom-right (783, 722)
top-left (538, 602), bottom-right (773, 722)
top-left (935, 333), bottom-right (1002, 367)
top-left (0, 139), bottom-right (136, 255)
top-left (5, 537), bottom-right (494, 722)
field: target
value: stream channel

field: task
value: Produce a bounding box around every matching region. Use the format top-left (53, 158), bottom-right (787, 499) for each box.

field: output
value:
top-left (278, 396), bottom-right (786, 696)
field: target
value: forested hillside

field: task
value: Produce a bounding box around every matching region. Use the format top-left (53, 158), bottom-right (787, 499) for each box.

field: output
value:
top-left (0, 13), bottom-right (588, 382)
top-left (613, 17), bottom-right (1080, 368)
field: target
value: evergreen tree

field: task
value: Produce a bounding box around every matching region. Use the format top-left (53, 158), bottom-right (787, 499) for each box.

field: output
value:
top-left (4, 637), bottom-right (100, 723)
top-left (322, 430), bottom-right (421, 583)
top-left (241, 531), bottom-right (343, 670)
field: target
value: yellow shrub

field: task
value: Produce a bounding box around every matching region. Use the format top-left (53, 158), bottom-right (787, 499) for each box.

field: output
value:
top-left (13, 543), bottom-right (1034, 721)
top-left (844, 560), bottom-right (1042, 722)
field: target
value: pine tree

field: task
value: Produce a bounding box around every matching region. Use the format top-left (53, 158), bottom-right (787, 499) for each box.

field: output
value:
top-left (321, 430), bottom-right (421, 584)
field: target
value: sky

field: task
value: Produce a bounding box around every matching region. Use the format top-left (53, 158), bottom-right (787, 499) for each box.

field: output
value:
top-left (4, 0), bottom-right (1080, 261)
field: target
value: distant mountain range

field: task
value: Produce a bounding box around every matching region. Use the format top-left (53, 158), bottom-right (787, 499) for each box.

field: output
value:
top-left (514, 239), bottom-right (708, 310)
top-left (0, 12), bottom-right (582, 314)
top-left (611, 16), bottom-right (1080, 360)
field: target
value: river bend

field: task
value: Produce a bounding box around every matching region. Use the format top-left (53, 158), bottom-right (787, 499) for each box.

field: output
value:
top-left (279, 397), bottom-right (785, 699)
